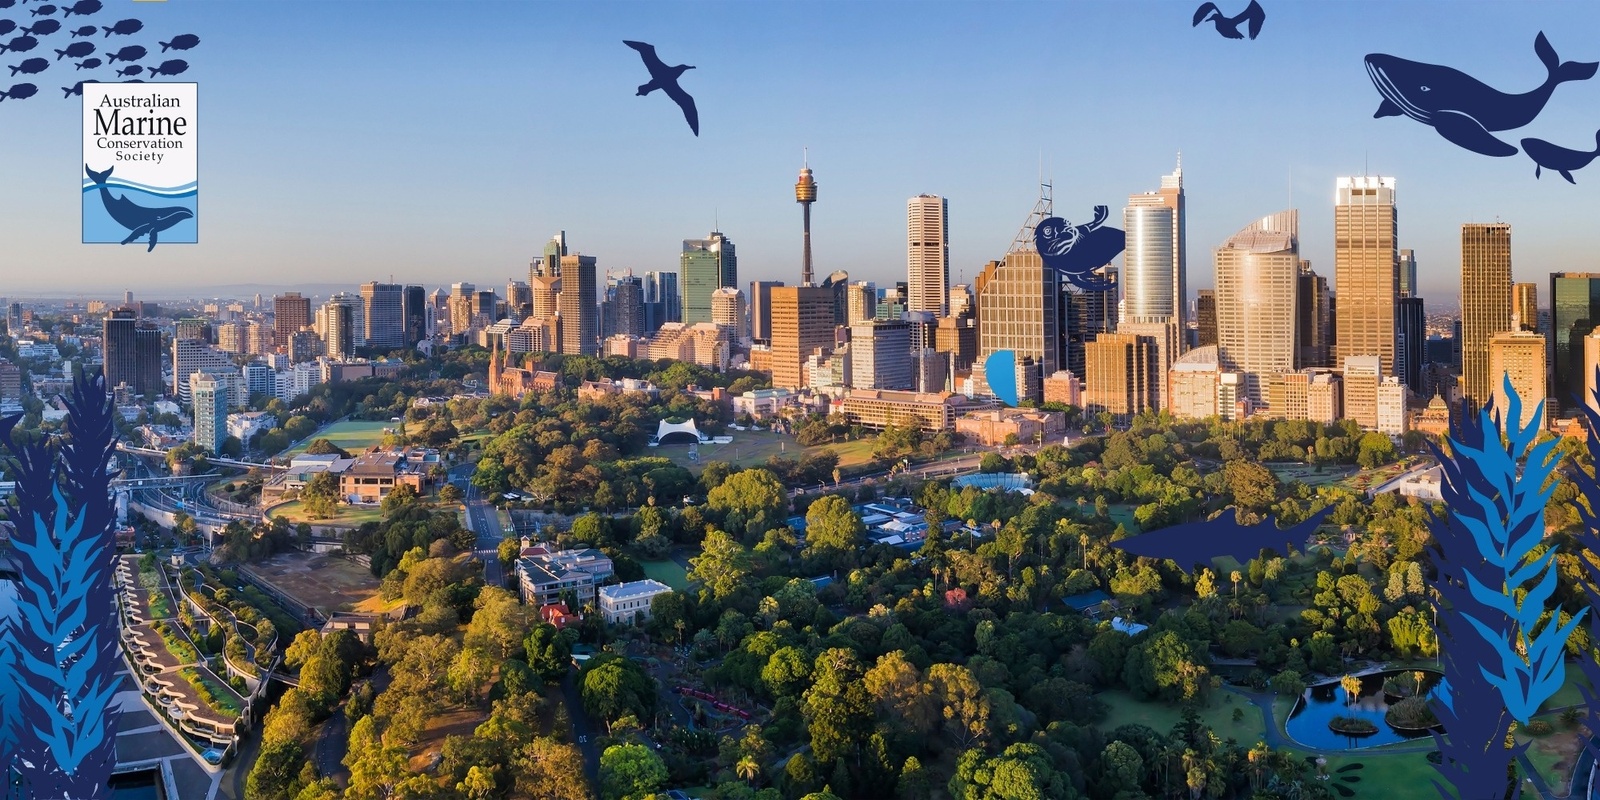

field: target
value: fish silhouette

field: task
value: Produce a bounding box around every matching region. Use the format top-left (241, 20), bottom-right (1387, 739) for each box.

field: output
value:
top-left (1521, 131), bottom-right (1600, 183)
top-left (120, 78), bottom-right (141, 83)
top-left (146, 58), bottom-right (183, 77)
top-left (53, 40), bottom-right (88, 59)
top-left (61, 77), bottom-right (90, 96)
top-left (100, 17), bottom-right (138, 37)
top-left (61, 0), bottom-right (100, 16)
top-left (0, 82), bottom-right (36, 101)
top-left (22, 18), bottom-right (57, 35)
top-left (1111, 507), bottom-right (1332, 574)
top-left (84, 164), bottom-right (193, 250)
top-left (70, 24), bottom-right (92, 37)
top-left (112, 63), bottom-right (137, 77)
top-left (9, 56), bottom-right (45, 75)
top-left (29, 3), bottom-right (53, 16)
top-left (158, 33), bottom-right (196, 52)
top-left (1192, 0), bottom-right (1265, 40)
top-left (1367, 32), bottom-right (1598, 158)
top-left (1035, 208), bottom-right (1124, 291)
top-left (105, 44), bottom-right (142, 62)
top-left (73, 56), bottom-right (96, 69)
top-left (0, 20), bottom-right (15, 36)
top-left (623, 40), bottom-right (698, 136)
top-left (0, 0), bottom-right (13, 8)
top-left (1, 35), bottom-right (39, 53)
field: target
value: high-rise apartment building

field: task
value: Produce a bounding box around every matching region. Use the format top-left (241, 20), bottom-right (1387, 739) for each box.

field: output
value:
top-left (448, 283), bottom-right (476, 338)
top-left (273, 292), bottom-right (310, 349)
top-left (604, 275), bottom-right (645, 339)
top-left (1513, 283), bottom-right (1538, 332)
top-left (770, 286), bottom-right (834, 390)
top-left (403, 285), bottom-right (427, 346)
top-left (975, 251), bottom-right (1059, 400)
top-left (1296, 262), bottom-right (1332, 369)
top-left (506, 280), bottom-right (533, 317)
top-left (1333, 177), bottom-right (1398, 375)
top-left (748, 280), bottom-right (784, 344)
top-left (907, 195), bottom-right (949, 315)
top-left (323, 298), bottom-right (355, 360)
top-left (172, 339), bottom-right (233, 401)
top-left (1125, 159), bottom-right (1187, 336)
top-left (1489, 329), bottom-right (1546, 429)
top-left (1118, 320), bottom-right (1181, 410)
top-left (846, 282), bottom-right (876, 324)
top-left (711, 287), bottom-right (746, 341)
top-left (361, 282), bottom-right (405, 350)
top-left (1215, 210), bottom-right (1299, 404)
top-left (1342, 355), bottom-right (1382, 430)
top-left (851, 319), bottom-right (914, 391)
top-left (1399, 249), bottom-right (1418, 298)
top-left (191, 373), bottom-right (227, 453)
top-left (1551, 273), bottom-right (1600, 413)
top-left (681, 232), bottom-right (737, 325)
top-left (1195, 290), bottom-right (1217, 348)
top-left (1460, 223), bottom-right (1512, 409)
top-left (1397, 296), bottom-right (1426, 393)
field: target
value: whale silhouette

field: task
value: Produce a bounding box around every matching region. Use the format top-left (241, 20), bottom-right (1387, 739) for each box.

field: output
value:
top-left (1366, 32), bottom-right (1598, 158)
top-left (1522, 131), bottom-right (1600, 183)
top-left (84, 164), bottom-right (192, 251)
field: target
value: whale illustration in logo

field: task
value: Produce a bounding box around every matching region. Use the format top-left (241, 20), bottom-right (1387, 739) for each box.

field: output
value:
top-left (1365, 32), bottom-right (1597, 157)
top-left (84, 164), bottom-right (192, 251)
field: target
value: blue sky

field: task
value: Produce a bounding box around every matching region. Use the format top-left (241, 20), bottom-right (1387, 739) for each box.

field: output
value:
top-left (3, 0), bottom-right (1600, 307)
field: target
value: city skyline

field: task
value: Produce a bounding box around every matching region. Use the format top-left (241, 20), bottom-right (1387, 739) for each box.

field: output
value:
top-left (2, 2), bottom-right (1599, 302)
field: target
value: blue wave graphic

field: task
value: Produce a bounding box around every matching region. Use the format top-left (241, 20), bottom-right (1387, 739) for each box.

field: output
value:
top-left (82, 186), bottom-right (197, 245)
top-left (80, 180), bottom-right (196, 198)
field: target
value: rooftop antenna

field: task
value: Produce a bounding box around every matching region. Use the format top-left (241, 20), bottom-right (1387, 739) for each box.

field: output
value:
top-left (803, 146), bottom-right (808, 168)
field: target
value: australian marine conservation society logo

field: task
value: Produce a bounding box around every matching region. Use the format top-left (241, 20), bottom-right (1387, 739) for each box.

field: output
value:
top-left (81, 82), bottom-right (197, 250)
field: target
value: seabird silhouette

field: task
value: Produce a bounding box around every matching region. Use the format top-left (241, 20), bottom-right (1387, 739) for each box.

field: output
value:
top-left (1192, 0), bottom-right (1265, 40)
top-left (623, 40), bottom-right (698, 136)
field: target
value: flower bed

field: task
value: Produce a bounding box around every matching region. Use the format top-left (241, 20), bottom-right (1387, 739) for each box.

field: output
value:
top-left (147, 590), bottom-right (173, 620)
top-left (178, 667), bottom-right (243, 717)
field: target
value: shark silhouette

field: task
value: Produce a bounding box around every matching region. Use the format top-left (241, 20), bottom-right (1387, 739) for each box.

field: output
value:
top-left (1366, 32), bottom-right (1597, 158)
top-left (624, 40), bottom-right (698, 136)
top-left (84, 164), bottom-right (192, 251)
top-left (1110, 506), bottom-right (1331, 574)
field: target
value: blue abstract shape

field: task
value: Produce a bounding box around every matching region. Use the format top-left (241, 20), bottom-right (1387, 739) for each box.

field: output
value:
top-left (1521, 130), bottom-right (1600, 183)
top-left (624, 40), bottom-right (698, 136)
top-left (1109, 506), bottom-right (1330, 574)
top-left (84, 164), bottom-right (194, 251)
top-left (985, 349), bottom-right (1018, 407)
top-left (1035, 208), bottom-right (1123, 291)
top-left (1193, 0), bottom-right (1264, 40)
top-left (1366, 32), bottom-right (1598, 158)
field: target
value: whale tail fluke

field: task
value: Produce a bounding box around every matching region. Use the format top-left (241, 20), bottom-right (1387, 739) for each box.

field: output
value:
top-left (1535, 31), bottom-right (1600, 85)
top-left (84, 164), bottom-right (112, 185)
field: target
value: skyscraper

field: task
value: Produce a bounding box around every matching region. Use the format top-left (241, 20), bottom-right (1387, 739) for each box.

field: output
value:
top-left (796, 156), bottom-right (817, 286)
top-left (822, 270), bottom-right (850, 327)
top-left (1513, 282), bottom-right (1538, 331)
top-left (1550, 273), bottom-right (1600, 412)
top-left (1084, 332), bottom-right (1158, 418)
top-left (403, 285), bottom-right (426, 346)
top-left (749, 280), bottom-right (784, 344)
top-left (907, 195), bottom-right (949, 315)
top-left (273, 292), bottom-right (310, 349)
top-left (506, 280), bottom-right (533, 317)
top-left (846, 282), bottom-right (876, 325)
top-left (681, 232), bottom-right (737, 325)
top-left (557, 254), bottom-right (599, 356)
top-left (361, 281), bottom-right (405, 350)
top-left (1125, 159), bottom-right (1187, 336)
top-left (191, 373), bottom-right (227, 453)
top-left (1489, 328), bottom-right (1546, 429)
top-left (975, 250), bottom-right (1059, 400)
top-left (323, 298), bottom-right (355, 361)
top-left (1461, 223), bottom-right (1512, 409)
top-left (1397, 296), bottom-right (1425, 393)
top-left (851, 319), bottom-right (913, 390)
top-left (711, 287), bottom-right (746, 341)
top-left (1333, 177), bottom-right (1398, 375)
top-left (1123, 201), bottom-right (1175, 323)
top-left (1215, 210), bottom-right (1299, 404)
top-left (329, 292), bottom-right (365, 349)
top-left (605, 274), bottom-right (645, 339)
top-left (644, 271), bottom-right (680, 333)
top-left (1296, 262), bottom-right (1332, 368)
top-left (1399, 249), bottom-right (1418, 298)
top-left (1063, 277), bottom-right (1117, 381)
top-left (770, 285), bottom-right (834, 390)
top-left (1195, 290), bottom-right (1217, 347)
top-left (102, 307), bottom-right (141, 393)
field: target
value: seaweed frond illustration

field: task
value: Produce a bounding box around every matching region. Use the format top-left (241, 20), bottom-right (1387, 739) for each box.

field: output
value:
top-left (1425, 375), bottom-right (1573, 799)
top-left (0, 370), bottom-right (124, 799)
top-left (1561, 369), bottom-right (1600, 794)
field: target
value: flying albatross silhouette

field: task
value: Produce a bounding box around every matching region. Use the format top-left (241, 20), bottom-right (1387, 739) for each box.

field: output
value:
top-left (1192, 0), bottom-right (1265, 40)
top-left (623, 40), bottom-right (698, 136)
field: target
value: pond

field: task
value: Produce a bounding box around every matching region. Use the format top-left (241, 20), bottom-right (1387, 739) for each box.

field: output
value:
top-left (109, 769), bottom-right (162, 800)
top-left (1285, 669), bottom-right (1443, 750)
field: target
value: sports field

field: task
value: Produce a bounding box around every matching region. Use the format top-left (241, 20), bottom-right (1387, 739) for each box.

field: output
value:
top-left (656, 429), bottom-right (880, 472)
top-left (242, 551), bottom-right (388, 614)
top-left (283, 420), bottom-right (393, 458)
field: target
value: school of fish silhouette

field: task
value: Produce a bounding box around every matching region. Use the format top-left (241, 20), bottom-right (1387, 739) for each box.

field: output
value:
top-left (0, 0), bottom-right (197, 105)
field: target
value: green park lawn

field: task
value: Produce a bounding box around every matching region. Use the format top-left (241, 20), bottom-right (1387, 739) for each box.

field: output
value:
top-left (269, 499), bottom-right (386, 527)
top-left (1106, 504), bottom-right (1141, 534)
top-left (1267, 463), bottom-right (1358, 488)
top-left (641, 559), bottom-right (691, 591)
top-left (1095, 689), bottom-right (1265, 746)
top-left (282, 420), bottom-right (393, 458)
top-left (1311, 751), bottom-right (1437, 800)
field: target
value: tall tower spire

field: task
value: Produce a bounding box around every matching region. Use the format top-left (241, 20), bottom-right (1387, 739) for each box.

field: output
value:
top-left (796, 154), bottom-right (817, 286)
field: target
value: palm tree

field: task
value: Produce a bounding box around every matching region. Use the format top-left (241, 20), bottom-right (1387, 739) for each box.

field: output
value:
top-left (1081, 532), bottom-right (1090, 571)
top-left (736, 756), bottom-right (761, 786)
top-left (1231, 570), bottom-right (1242, 599)
top-left (1340, 674), bottom-right (1362, 705)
